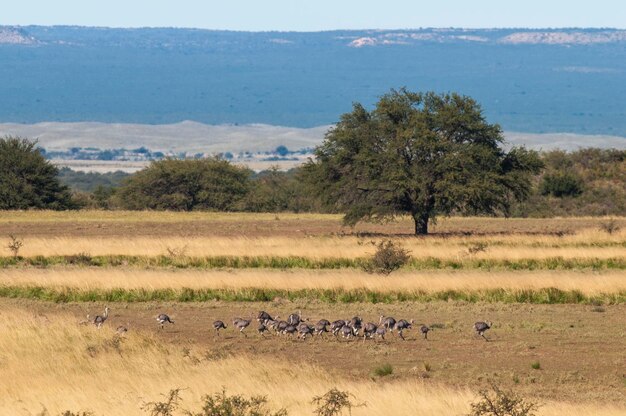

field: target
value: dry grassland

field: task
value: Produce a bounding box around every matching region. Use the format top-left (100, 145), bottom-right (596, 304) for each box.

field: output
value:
top-left (1, 212), bottom-right (625, 414)
top-left (1, 304), bottom-right (625, 416)
top-left (4, 230), bottom-right (625, 261)
top-left (1, 211), bottom-right (624, 238)
top-left (1, 268), bottom-right (625, 296)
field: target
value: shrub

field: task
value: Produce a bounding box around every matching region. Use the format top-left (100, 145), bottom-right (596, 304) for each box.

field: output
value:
top-left (467, 383), bottom-right (539, 416)
top-left (540, 172), bottom-right (583, 198)
top-left (372, 363), bottom-right (393, 377)
top-left (467, 242), bottom-right (488, 255)
top-left (530, 361), bottom-right (541, 370)
top-left (364, 240), bottom-right (410, 275)
top-left (188, 387), bottom-right (287, 416)
top-left (141, 388), bottom-right (183, 416)
top-left (0, 136), bottom-right (75, 209)
top-left (312, 388), bottom-right (362, 416)
top-left (115, 158), bottom-right (252, 211)
top-left (599, 218), bottom-right (620, 235)
top-left (7, 234), bottom-right (23, 258)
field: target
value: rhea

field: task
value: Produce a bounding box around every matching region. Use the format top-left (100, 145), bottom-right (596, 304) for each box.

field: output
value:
top-left (88, 306), bottom-right (109, 329)
top-left (379, 315), bottom-right (396, 332)
top-left (474, 321), bottom-right (492, 341)
top-left (233, 318), bottom-right (251, 336)
top-left (213, 320), bottom-right (227, 336)
top-left (394, 319), bottom-right (414, 340)
top-left (156, 313), bottom-right (174, 329)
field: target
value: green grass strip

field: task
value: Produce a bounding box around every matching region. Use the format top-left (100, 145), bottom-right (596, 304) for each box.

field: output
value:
top-left (0, 255), bottom-right (624, 270)
top-left (0, 285), bottom-right (624, 304)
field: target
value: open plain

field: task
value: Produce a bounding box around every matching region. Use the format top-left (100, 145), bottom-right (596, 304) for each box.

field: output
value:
top-left (0, 212), bottom-right (625, 415)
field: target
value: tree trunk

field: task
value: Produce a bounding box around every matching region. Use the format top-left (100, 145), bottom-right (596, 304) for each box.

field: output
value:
top-left (413, 213), bottom-right (429, 235)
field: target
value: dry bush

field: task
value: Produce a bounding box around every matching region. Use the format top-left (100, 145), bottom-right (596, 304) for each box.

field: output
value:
top-left (363, 240), bottom-right (410, 275)
top-left (467, 242), bottom-right (489, 255)
top-left (189, 387), bottom-right (287, 416)
top-left (141, 388), bottom-right (183, 416)
top-left (7, 234), bottom-right (23, 258)
top-left (467, 383), bottom-right (539, 416)
top-left (599, 218), bottom-right (620, 235)
top-left (312, 388), bottom-right (362, 416)
top-left (166, 245), bottom-right (188, 258)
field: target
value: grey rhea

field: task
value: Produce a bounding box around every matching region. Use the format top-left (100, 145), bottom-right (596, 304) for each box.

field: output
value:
top-left (474, 321), bottom-right (492, 341)
top-left (213, 320), bottom-right (227, 336)
top-left (88, 306), bottom-right (109, 329)
top-left (156, 313), bottom-right (174, 329)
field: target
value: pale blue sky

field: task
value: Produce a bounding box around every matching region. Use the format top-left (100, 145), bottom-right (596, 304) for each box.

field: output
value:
top-left (2, 1), bottom-right (625, 30)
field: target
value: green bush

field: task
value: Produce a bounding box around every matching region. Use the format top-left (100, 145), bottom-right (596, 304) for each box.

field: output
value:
top-left (372, 363), bottom-right (393, 377)
top-left (0, 136), bottom-right (74, 210)
top-left (115, 158), bottom-right (251, 211)
top-left (364, 240), bottom-right (411, 275)
top-left (540, 172), bottom-right (583, 197)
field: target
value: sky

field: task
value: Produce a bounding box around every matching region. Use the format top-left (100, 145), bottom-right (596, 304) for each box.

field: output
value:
top-left (2, 0), bottom-right (625, 31)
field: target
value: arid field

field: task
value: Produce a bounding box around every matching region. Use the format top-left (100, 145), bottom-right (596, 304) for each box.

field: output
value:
top-left (0, 212), bottom-right (625, 415)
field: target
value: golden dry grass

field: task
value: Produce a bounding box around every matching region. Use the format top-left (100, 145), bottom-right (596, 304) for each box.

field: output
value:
top-left (1, 307), bottom-right (623, 416)
top-left (6, 228), bottom-right (625, 260)
top-left (1, 268), bottom-right (625, 296)
top-left (0, 210), bottom-right (342, 223)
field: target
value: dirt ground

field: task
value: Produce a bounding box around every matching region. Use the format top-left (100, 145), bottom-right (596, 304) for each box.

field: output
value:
top-left (9, 298), bottom-right (625, 405)
top-left (0, 215), bottom-right (619, 238)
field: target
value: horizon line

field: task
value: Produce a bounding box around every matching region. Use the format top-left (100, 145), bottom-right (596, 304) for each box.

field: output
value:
top-left (3, 24), bottom-right (626, 32)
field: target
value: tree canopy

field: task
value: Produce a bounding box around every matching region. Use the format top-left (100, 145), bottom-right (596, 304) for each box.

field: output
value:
top-left (303, 89), bottom-right (543, 234)
top-left (114, 158), bottom-right (252, 211)
top-left (0, 136), bottom-right (74, 210)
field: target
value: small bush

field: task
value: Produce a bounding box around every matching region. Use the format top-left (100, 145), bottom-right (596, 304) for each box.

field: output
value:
top-left (372, 363), bottom-right (393, 377)
top-left (364, 240), bottom-right (410, 275)
top-left (165, 245), bottom-right (188, 258)
top-left (7, 234), bottom-right (23, 258)
top-left (467, 242), bottom-right (488, 255)
top-left (141, 388), bottom-right (183, 416)
top-left (312, 388), bottom-right (362, 416)
top-left (599, 218), bottom-right (620, 235)
top-left (467, 383), bottom-right (539, 416)
top-left (189, 387), bottom-right (287, 416)
top-left (530, 361), bottom-right (541, 370)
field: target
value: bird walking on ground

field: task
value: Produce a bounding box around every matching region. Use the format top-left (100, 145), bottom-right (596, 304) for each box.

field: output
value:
top-left (420, 325), bottom-right (431, 340)
top-left (474, 321), bottom-right (492, 341)
top-left (88, 306), bottom-right (109, 329)
top-left (213, 320), bottom-right (227, 336)
top-left (233, 318), bottom-right (251, 336)
top-left (156, 313), bottom-right (174, 329)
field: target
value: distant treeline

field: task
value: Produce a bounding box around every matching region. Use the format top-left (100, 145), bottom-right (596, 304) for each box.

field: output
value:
top-left (62, 148), bottom-right (625, 217)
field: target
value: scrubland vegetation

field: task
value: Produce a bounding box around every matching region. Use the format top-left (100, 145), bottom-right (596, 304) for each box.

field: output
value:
top-left (1, 118), bottom-right (625, 413)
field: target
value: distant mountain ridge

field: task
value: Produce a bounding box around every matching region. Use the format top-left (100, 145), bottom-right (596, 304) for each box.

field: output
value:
top-left (1, 26), bottom-right (625, 136)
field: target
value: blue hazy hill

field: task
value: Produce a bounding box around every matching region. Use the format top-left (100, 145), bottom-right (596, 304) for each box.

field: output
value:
top-left (1, 26), bottom-right (625, 136)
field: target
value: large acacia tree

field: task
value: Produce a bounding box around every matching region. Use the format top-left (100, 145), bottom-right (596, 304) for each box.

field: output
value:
top-left (303, 89), bottom-right (543, 234)
top-left (0, 136), bottom-right (74, 210)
